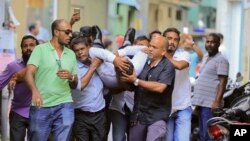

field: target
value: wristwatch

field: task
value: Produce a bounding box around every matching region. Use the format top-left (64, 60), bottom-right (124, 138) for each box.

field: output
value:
top-left (133, 78), bottom-right (139, 86)
top-left (69, 75), bottom-right (75, 82)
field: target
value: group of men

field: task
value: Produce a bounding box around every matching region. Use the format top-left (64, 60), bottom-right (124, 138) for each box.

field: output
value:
top-left (0, 17), bottom-right (229, 141)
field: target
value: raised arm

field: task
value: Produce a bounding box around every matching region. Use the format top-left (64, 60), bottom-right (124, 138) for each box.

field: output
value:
top-left (165, 50), bottom-right (190, 70)
top-left (8, 68), bottom-right (26, 92)
top-left (78, 58), bottom-right (102, 90)
top-left (117, 45), bottom-right (146, 56)
top-left (186, 35), bottom-right (203, 60)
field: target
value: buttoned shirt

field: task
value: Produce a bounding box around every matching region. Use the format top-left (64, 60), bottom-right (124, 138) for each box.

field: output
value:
top-left (71, 61), bottom-right (105, 112)
top-left (131, 57), bottom-right (175, 125)
top-left (0, 59), bottom-right (31, 118)
top-left (27, 42), bottom-right (77, 107)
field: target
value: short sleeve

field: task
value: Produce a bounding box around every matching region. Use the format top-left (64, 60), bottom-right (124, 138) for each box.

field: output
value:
top-left (71, 55), bottom-right (78, 75)
top-left (217, 57), bottom-right (229, 76)
top-left (27, 46), bottom-right (41, 68)
top-left (174, 49), bottom-right (191, 64)
top-left (158, 60), bottom-right (175, 86)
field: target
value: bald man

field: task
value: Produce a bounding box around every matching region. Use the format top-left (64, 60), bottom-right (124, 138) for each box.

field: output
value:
top-left (119, 36), bottom-right (175, 141)
top-left (26, 19), bottom-right (77, 141)
top-left (89, 36), bottom-right (175, 140)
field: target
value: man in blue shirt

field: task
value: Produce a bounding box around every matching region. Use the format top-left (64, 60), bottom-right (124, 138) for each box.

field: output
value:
top-left (70, 37), bottom-right (106, 141)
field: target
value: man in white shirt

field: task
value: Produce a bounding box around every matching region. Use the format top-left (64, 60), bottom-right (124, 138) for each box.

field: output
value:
top-left (163, 28), bottom-right (196, 141)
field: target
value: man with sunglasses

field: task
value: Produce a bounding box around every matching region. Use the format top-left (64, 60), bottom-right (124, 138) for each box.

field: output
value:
top-left (25, 19), bottom-right (78, 141)
top-left (0, 35), bottom-right (39, 141)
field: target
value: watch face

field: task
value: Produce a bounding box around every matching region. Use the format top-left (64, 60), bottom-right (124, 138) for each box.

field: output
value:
top-left (134, 79), bottom-right (139, 86)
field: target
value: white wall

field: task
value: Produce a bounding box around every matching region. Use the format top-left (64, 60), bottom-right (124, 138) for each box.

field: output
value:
top-left (216, 0), bottom-right (242, 79)
top-left (0, 0), bottom-right (5, 31)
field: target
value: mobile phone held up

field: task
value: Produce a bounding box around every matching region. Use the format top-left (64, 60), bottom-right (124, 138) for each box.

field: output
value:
top-left (74, 8), bottom-right (80, 14)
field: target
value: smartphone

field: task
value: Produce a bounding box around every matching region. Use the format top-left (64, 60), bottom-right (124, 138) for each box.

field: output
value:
top-left (74, 8), bottom-right (80, 14)
top-left (183, 27), bottom-right (189, 34)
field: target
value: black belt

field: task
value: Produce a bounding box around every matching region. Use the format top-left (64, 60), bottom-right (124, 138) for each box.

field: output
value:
top-left (75, 108), bottom-right (105, 116)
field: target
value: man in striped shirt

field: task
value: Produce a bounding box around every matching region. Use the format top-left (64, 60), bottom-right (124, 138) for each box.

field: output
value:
top-left (192, 33), bottom-right (229, 141)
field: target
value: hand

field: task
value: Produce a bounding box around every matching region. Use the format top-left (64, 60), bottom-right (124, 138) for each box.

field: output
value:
top-left (185, 35), bottom-right (195, 47)
top-left (120, 69), bottom-right (137, 83)
top-left (70, 12), bottom-right (80, 25)
top-left (211, 100), bottom-right (222, 112)
top-left (57, 69), bottom-right (72, 80)
top-left (90, 58), bottom-right (103, 69)
top-left (8, 80), bottom-right (16, 94)
top-left (113, 56), bottom-right (130, 73)
top-left (32, 89), bottom-right (43, 108)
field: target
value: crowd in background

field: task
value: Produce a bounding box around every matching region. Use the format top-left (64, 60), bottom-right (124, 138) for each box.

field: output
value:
top-left (0, 11), bottom-right (229, 141)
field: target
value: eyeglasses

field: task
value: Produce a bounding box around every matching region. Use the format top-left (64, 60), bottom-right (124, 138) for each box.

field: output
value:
top-left (56, 29), bottom-right (73, 35)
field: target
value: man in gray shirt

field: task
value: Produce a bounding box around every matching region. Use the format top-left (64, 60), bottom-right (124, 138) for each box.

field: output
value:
top-left (192, 33), bottom-right (229, 141)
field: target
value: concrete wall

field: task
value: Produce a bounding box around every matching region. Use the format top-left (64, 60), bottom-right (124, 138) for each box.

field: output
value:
top-left (0, 0), bottom-right (5, 31)
top-left (148, 0), bottom-right (191, 33)
top-left (10, 0), bottom-right (108, 57)
top-left (11, 0), bottom-right (27, 58)
top-left (216, 0), bottom-right (242, 79)
top-left (58, 0), bottom-right (108, 32)
top-left (242, 2), bottom-right (250, 81)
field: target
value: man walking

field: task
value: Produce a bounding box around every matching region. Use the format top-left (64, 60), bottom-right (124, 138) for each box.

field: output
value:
top-left (0, 35), bottom-right (38, 141)
top-left (25, 19), bottom-right (78, 141)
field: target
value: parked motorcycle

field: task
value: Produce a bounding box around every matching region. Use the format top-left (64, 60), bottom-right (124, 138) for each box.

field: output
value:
top-left (190, 76), bottom-right (249, 141)
top-left (207, 95), bottom-right (250, 141)
top-left (223, 76), bottom-right (244, 108)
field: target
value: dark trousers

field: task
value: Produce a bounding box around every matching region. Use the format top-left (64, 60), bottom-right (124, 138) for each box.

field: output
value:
top-left (72, 108), bottom-right (107, 141)
top-left (9, 111), bottom-right (29, 141)
top-left (129, 120), bottom-right (167, 141)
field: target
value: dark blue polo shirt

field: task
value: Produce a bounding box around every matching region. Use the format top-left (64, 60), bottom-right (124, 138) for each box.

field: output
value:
top-left (131, 57), bottom-right (175, 125)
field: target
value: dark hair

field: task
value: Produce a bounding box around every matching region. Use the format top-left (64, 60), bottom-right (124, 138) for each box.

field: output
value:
top-left (20, 35), bottom-right (39, 47)
top-left (163, 27), bottom-right (180, 37)
top-left (103, 39), bottom-right (112, 48)
top-left (72, 31), bottom-right (80, 39)
top-left (149, 30), bottom-right (161, 39)
top-left (70, 36), bottom-right (91, 50)
top-left (51, 19), bottom-right (67, 36)
top-left (217, 33), bottom-right (224, 40)
top-left (79, 26), bottom-right (92, 37)
top-left (134, 35), bottom-right (150, 44)
top-left (28, 23), bottom-right (37, 32)
top-left (208, 33), bottom-right (221, 46)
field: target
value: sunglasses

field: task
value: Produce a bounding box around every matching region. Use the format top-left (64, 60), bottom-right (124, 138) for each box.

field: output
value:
top-left (56, 29), bottom-right (73, 35)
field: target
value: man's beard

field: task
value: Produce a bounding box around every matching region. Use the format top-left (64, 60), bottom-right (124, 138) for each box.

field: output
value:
top-left (22, 54), bottom-right (31, 64)
top-left (167, 46), bottom-right (175, 55)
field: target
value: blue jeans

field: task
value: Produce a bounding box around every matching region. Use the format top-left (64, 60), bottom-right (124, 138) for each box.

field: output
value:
top-left (110, 109), bottom-right (130, 141)
top-left (198, 106), bottom-right (213, 141)
top-left (166, 106), bottom-right (192, 141)
top-left (29, 102), bottom-right (74, 141)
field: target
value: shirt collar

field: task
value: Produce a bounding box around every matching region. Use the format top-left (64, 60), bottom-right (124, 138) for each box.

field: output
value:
top-left (48, 41), bottom-right (68, 54)
top-left (17, 58), bottom-right (25, 64)
top-left (147, 57), bottom-right (163, 68)
top-left (77, 60), bottom-right (88, 68)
